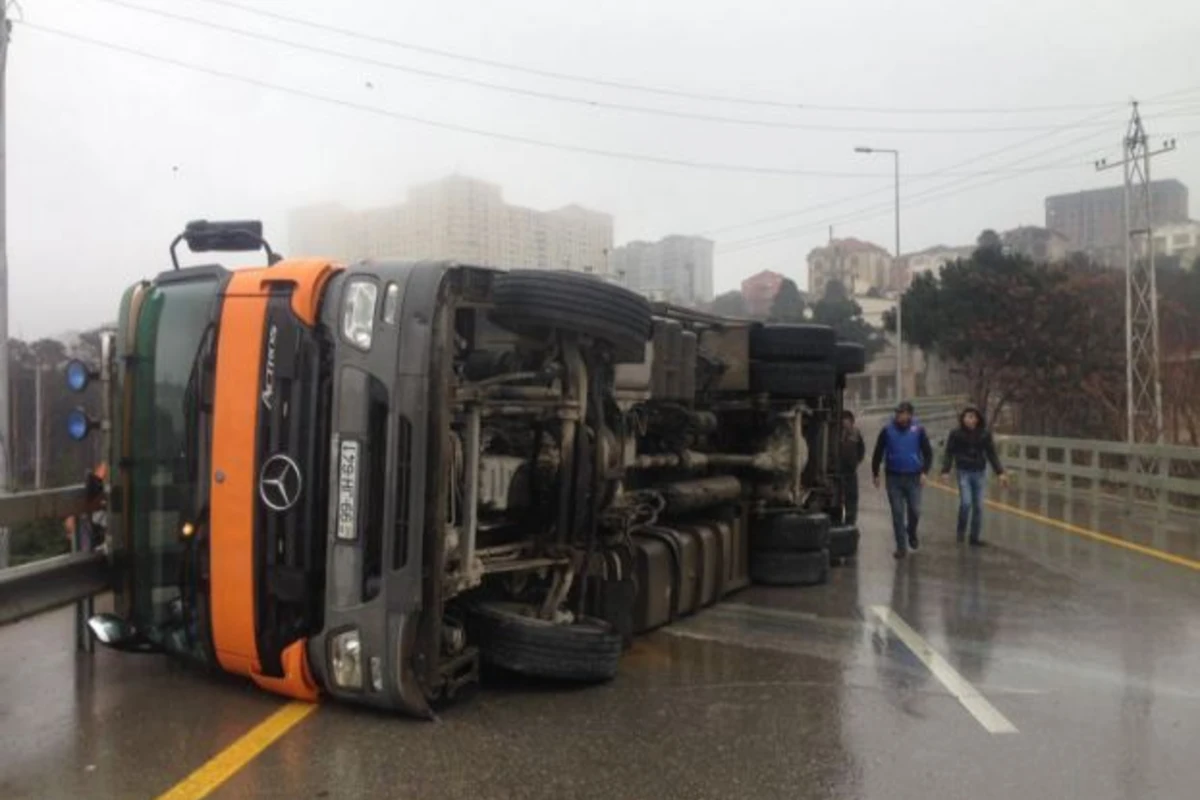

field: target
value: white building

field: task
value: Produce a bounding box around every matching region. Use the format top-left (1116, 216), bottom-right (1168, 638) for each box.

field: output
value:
top-left (900, 244), bottom-right (973, 281)
top-left (1153, 220), bottom-right (1200, 264)
top-left (288, 176), bottom-right (613, 274)
top-left (807, 238), bottom-right (893, 298)
top-left (612, 235), bottom-right (714, 305)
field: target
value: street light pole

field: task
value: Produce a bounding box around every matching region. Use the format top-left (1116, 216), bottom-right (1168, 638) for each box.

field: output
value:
top-left (855, 146), bottom-right (902, 400)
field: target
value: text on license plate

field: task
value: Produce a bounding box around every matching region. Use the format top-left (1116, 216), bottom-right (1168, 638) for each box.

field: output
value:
top-left (336, 439), bottom-right (360, 540)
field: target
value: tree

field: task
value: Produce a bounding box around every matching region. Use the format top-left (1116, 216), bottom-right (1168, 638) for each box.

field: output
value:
top-left (769, 278), bottom-right (807, 323)
top-left (1158, 263), bottom-right (1200, 443)
top-left (811, 280), bottom-right (886, 357)
top-left (976, 229), bottom-right (1002, 253)
top-left (710, 290), bottom-right (748, 318)
top-left (891, 243), bottom-right (1128, 438)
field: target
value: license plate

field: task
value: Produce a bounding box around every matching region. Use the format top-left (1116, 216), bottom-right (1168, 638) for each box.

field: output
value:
top-left (336, 439), bottom-right (360, 540)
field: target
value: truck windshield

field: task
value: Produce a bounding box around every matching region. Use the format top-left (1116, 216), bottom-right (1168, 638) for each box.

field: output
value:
top-left (127, 273), bottom-right (221, 646)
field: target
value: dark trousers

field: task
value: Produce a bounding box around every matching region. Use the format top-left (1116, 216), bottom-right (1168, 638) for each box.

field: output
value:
top-left (837, 473), bottom-right (860, 526)
top-left (956, 469), bottom-right (986, 542)
top-left (885, 472), bottom-right (923, 551)
top-left (835, 472), bottom-right (864, 527)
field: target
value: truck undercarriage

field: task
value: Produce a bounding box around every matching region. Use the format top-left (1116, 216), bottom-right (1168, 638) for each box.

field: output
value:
top-left (403, 265), bottom-right (862, 710)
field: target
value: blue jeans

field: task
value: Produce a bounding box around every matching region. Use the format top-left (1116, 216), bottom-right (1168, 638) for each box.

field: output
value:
top-left (956, 470), bottom-right (986, 542)
top-left (885, 472), bottom-right (923, 551)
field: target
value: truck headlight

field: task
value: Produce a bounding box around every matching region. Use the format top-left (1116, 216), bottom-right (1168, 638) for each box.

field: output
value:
top-left (341, 280), bottom-right (378, 350)
top-left (330, 630), bottom-right (363, 689)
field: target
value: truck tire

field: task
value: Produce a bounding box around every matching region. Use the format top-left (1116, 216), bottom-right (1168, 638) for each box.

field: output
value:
top-left (749, 549), bottom-right (830, 587)
top-left (750, 324), bottom-right (837, 362)
top-left (750, 361), bottom-right (837, 397)
top-left (491, 270), bottom-right (652, 361)
top-left (835, 341), bottom-right (867, 375)
top-left (467, 602), bottom-right (622, 682)
top-left (828, 525), bottom-right (860, 564)
top-left (753, 512), bottom-right (831, 552)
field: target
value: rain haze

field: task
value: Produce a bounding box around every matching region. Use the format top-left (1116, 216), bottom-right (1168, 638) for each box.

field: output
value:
top-left (9, 0), bottom-right (1200, 337)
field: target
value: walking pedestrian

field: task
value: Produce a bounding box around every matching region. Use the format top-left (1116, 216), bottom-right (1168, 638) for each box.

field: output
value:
top-left (836, 410), bottom-right (866, 525)
top-left (940, 405), bottom-right (1008, 547)
top-left (871, 401), bottom-right (933, 559)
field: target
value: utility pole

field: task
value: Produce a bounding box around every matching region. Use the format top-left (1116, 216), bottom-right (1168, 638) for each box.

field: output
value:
top-left (0, 5), bottom-right (12, 569)
top-left (34, 361), bottom-right (42, 490)
top-left (1096, 102), bottom-right (1177, 452)
top-left (855, 146), bottom-right (902, 400)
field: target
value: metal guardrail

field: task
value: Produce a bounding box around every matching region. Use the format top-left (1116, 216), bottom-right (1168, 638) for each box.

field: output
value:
top-left (991, 435), bottom-right (1200, 517)
top-left (0, 485), bottom-right (109, 632)
top-left (0, 484), bottom-right (90, 526)
top-left (854, 394), bottom-right (966, 417)
top-left (0, 551), bottom-right (111, 626)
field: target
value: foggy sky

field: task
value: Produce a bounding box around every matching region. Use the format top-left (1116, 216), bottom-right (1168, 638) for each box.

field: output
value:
top-left (9, 0), bottom-right (1200, 338)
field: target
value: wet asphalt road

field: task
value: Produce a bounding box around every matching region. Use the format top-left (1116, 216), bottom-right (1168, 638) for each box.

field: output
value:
top-left (1, 478), bottom-right (1198, 800)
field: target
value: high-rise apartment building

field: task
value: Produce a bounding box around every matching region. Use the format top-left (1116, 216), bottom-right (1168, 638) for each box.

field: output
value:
top-left (612, 235), bottom-right (714, 305)
top-left (288, 176), bottom-right (613, 274)
top-left (1045, 179), bottom-right (1189, 264)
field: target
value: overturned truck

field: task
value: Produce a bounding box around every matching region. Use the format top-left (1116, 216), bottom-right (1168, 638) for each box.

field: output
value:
top-left (84, 221), bottom-right (865, 716)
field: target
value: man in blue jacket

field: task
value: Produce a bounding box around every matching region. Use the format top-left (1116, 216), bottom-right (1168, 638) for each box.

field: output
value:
top-left (871, 401), bottom-right (934, 559)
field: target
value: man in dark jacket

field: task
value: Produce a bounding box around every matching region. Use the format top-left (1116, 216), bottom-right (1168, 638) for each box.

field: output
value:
top-left (836, 410), bottom-right (866, 525)
top-left (872, 401), bottom-right (934, 558)
top-left (940, 405), bottom-right (1008, 546)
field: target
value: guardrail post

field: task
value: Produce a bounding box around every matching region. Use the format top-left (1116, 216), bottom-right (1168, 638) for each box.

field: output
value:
top-left (72, 513), bottom-right (94, 653)
top-left (1039, 441), bottom-right (1050, 517)
top-left (1155, 453), bottom-right (1169, 548)
top-left (1064, 445), bottom-right (1075, 527)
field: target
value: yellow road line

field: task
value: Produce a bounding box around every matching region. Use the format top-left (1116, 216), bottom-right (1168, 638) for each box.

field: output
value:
top-left (156, 701), bottom-right (317, 800)
top-left (928, 481), bottom-right (1200, 571)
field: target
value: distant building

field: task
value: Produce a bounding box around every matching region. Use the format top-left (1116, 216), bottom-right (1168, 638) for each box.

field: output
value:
top-left (897, 245), bottom-right (974, 286)
top-left (1045, 179), bottom-right (1189, 265)
top-left (1002, 226), bottom-right (1070, 263)
top-left (612, 235), bottom-right (714, 305)
top-left (740, 270), bottom-right (787, 317)
top-left (807, 238), bottom-right (893, 298)
top-left (288, 175), bottom-right (613, 273)
top-left (1153, 220), bottom-right (1200, 265)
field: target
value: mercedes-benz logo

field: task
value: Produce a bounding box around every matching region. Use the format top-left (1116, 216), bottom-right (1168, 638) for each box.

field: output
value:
top-left (259, 454), bottom-right (302, 512)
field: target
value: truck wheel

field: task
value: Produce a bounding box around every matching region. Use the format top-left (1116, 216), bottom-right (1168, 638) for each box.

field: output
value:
top-left (835, 341), bottom-right (867, 375)
top-left (753, 512), bottom-right (831, 552)
top-left (828, 525), bottom-right (860, 564)
top-left (491, 270), bottom-right (653, 361)
top-left (750, 361), bottom-right (837, 397)
top-left (750, 324), bottom-right (837, 362)
top-left (467, 602), bottom-right (622, 682)
top-left (749, 549), bottom-right (830, 587)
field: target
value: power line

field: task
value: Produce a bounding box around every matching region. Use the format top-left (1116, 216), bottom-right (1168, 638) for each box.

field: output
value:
top-left (716, 125), bottom-right (1123, 253)
top-left (10, 22), bottom-right (911, 179)
top-left (22, 21), bottom-right (1167, 183)
top-left (704, 105), bottom-right (1129, 238)
top-left (173, 0), bottom-right (1132, 117)
top-left (84, 0), bottom-right (1154, 136)
top-left (705, 85), bottom-right (1199, 244)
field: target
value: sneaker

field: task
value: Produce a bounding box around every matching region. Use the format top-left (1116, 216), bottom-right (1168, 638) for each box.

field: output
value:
top-left (893, 549), bottom-right (907, 559)
top-left (969, 540), bottom-right (988, 548)
top-left (956, 533), bottom-right (965, 544)
top-left (908, 535), bottom-right (920, 552)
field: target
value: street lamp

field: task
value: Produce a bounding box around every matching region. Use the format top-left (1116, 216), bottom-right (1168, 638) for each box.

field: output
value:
top-left (854, 146), bottom-right (902, 401)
